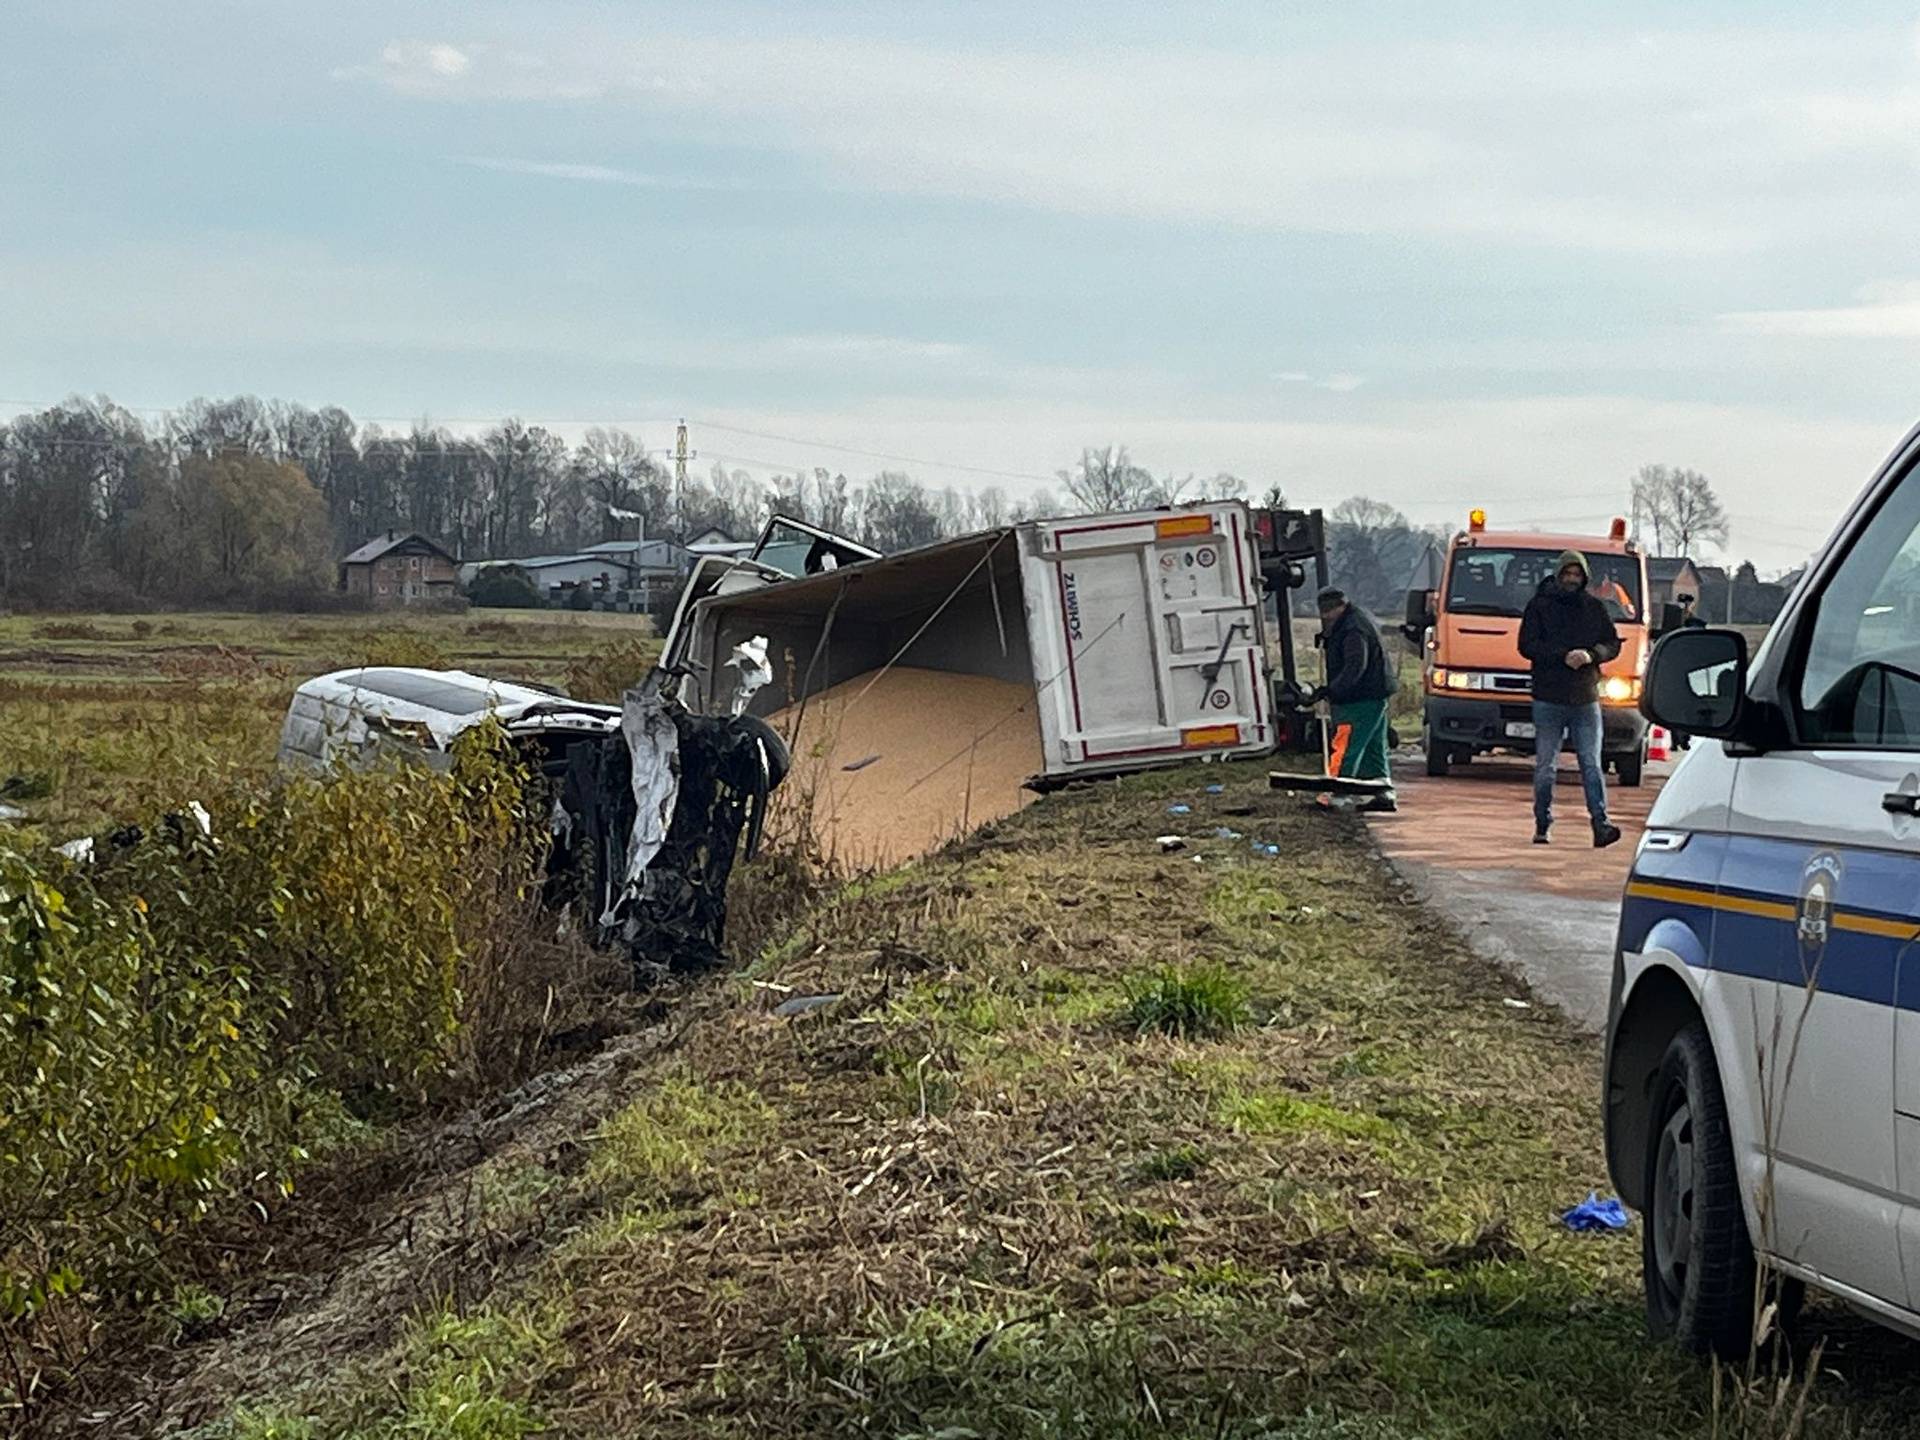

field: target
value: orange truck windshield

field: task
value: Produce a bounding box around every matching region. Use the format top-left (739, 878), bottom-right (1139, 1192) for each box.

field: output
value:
top-left (1446, 548), bottom-right (1642, 623)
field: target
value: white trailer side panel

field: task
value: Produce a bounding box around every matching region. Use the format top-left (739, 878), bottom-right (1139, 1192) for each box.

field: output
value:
top-left (1020, 502), bottom-right (1273, 777)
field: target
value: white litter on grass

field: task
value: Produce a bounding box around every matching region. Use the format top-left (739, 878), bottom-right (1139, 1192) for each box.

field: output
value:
top-left (56, 836), bottom-right (94, 862)
top-left (0, 803), bottom-right (24, 822)
top-left (1503, 998), bottom-right (1532, 1010)
top-left (1157, 835), bottom-right (1187, 853)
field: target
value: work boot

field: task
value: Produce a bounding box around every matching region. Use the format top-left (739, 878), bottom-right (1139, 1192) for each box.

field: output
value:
top-left (1593, 820), bottom-right (1622, 849)
top-left (1532, 827), bottom-right (1550, 845)
top-left (1359, 794), bottom-right (1398, 814)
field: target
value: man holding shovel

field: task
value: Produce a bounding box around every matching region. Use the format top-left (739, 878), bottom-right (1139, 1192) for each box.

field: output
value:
top-left (1309, 587), bottom-right (1398, 813)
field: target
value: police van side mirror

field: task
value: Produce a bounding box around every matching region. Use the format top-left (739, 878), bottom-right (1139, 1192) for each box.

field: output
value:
top-left (1642, 628), bottom-right (1748, 738)
top-left (1401, 587), bottom-right (1434, 643)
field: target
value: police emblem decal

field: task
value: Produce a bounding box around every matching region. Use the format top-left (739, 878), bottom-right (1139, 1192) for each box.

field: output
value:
top-left (1797, 850), bottom-right (1843, 974)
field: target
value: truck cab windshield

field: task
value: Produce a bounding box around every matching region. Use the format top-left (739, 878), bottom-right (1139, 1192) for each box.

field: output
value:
top-left (1447, 549), bottom-right (1642, 622)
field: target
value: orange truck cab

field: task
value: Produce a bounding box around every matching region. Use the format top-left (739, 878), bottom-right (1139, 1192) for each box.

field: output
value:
top-left (1403, 511), bottom-right (1664, 786)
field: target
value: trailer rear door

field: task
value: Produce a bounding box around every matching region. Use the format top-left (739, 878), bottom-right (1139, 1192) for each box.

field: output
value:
top-left (1022, 502), bottom-right (1273, 777)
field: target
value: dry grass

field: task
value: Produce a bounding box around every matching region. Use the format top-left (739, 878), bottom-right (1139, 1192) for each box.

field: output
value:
top-left (45, 762), bottom-right (1917, 1439)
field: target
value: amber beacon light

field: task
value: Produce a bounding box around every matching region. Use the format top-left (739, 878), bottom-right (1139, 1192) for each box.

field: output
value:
top-left (1467, 508), bottom-right (1487, 533)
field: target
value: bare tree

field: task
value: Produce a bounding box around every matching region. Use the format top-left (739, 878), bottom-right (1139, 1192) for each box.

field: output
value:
top-left (1632, 464), bottom-right (1729, 556)
top-left (1059, 445), bottom-right (1162, 512)
top-left (1326, 496), bottom-right (1444, 615)
top-left (811, 469), bottom-right (854, 534)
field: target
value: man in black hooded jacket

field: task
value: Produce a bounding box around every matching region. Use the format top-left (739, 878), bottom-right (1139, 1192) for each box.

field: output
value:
top-left (1518, 550), bottom-right (1622, 847)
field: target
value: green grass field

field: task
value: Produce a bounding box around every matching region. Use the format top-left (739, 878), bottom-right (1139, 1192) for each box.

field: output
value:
top-left (13, 607), bottom-right (1876, 1440)
top-left (113, 761), bottom-right (1916, 1439)
top-left (0, 609), bottom-right (659, 836)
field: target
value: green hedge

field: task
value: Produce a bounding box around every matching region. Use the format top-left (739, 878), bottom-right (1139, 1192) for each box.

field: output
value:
top-left (0, 730), bottom-right (550, 1371)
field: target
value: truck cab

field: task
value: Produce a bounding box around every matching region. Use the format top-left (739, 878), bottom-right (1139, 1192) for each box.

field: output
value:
top-left (1406, 511), bottom-right (1655, 784)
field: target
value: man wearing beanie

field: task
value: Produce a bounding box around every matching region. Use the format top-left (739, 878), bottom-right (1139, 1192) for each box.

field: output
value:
top-left (1519, 551), bottom-right (1622, 847)
top-left (1309, 586), bottom-right (1398, 812)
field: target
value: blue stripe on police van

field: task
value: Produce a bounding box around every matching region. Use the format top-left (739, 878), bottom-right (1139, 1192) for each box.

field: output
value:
top-left (1621, 831), bottom-right (1920, 1011)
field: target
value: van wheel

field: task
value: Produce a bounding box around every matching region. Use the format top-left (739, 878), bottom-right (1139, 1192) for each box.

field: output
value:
top-left (1616, 745), bottom-right (1645, 788)
top-left (1643, 1021), bottom-right (1755, 1357)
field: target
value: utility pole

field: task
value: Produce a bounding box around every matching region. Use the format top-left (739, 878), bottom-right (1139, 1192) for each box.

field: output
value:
top-left (673, 419), bottom-right (696, 542)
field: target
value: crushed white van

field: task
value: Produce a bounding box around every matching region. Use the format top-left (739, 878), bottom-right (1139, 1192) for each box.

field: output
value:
top-left (276, 666), bottom-right (622, 774)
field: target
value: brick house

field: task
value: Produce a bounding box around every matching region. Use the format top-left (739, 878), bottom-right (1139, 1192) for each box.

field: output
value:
top-left (339, 532), bottom-right (459, 607)
top-left (1647, 556), bottom-right (1703, 616)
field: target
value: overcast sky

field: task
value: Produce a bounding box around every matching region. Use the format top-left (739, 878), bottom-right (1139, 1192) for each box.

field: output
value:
top-left (8, 2), bottom-right (1920, 569)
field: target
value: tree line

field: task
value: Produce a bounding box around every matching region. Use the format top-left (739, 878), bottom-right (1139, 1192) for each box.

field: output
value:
top-left (0, 399), bottom-right (1260, 610)
top-left (0, 392), bottom-right (1754, 618)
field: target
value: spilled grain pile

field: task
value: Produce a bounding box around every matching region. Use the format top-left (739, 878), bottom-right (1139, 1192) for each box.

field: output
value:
top-left (768, 666), bottom-right (1042, 869)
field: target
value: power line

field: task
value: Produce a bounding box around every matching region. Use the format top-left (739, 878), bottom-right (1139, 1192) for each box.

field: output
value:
top-left (689, 417), bottom-right (1056, 485)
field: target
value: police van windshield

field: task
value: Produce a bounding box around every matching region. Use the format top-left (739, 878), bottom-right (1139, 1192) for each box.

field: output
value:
top-left (1445, 549), bottom-right (1642, 622)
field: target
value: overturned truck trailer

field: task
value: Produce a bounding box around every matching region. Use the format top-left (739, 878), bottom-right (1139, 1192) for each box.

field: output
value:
top-left (662, 502), bottom-right (1279, 792)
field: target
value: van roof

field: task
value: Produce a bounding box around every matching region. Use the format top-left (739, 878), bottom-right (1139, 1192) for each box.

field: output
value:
top-left (292, 667), bottom-right (621, 746)
top-left (1456, 530), bottom-right (1638, 556)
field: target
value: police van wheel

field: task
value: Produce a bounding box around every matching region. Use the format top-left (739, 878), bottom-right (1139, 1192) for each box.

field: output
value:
top-left (1642, 1021), bottom-right (1756, 1357)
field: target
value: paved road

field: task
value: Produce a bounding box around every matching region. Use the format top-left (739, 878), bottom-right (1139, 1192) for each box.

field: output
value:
top-left (1367, 752), bottom-right (1669, 1032)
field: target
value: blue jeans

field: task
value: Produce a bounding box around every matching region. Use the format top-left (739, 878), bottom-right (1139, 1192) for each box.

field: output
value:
top-left (1532, 700), bottom-right (1607, 833)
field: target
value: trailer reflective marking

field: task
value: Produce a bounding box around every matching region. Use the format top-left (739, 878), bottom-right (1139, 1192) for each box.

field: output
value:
top-left (1182, 724), bottom-right (1242, 748)
top-left (1156, 514), bottom-right (1216, 540)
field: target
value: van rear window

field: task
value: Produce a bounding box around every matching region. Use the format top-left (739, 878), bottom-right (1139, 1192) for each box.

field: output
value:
top-left (1446, 549), bottom-right (1642, 622)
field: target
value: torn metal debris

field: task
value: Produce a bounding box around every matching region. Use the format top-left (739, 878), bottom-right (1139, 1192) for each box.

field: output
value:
top-left (273, 662), bottom-right (788, 975)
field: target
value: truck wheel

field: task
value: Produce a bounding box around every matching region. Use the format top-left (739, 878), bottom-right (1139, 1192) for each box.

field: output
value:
top-left (1423, 726), bottom-right (1449, 777)
top-left (1616, 745), bottom-right (1645, 788)
top-left (1642, 1021), bottom-right (1756, 1358)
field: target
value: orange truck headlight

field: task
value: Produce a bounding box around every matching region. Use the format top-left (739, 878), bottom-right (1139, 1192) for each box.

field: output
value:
top-left (1601, 675), bottom-right (1639, 704)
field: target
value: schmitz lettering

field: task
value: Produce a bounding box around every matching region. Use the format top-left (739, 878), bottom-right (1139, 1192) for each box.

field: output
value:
top-left (1062, 570), bottom-right (1084, 642)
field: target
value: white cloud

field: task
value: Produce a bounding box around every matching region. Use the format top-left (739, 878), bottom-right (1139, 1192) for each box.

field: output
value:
top-left (1719, 281), bottom-right (1920, 338)
top-left (1272, 371), bottom-right (1365, 392)
top-left (0, 234), bottom-right (1133, 399)
top-left (336, 24), bottom-right (1920, 255)
top-left (424, 43), bottom-right (469, 77)
top-left (456, 156), bottom-right (745, 191)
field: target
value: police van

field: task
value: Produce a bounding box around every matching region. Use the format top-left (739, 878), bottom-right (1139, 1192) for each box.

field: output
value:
top-left (1609, 421), bottom-right (1920, 1354)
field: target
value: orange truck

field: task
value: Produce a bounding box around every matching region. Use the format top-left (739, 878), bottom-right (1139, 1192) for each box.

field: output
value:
top-left (1402, 510), bottom-right (1664, 786)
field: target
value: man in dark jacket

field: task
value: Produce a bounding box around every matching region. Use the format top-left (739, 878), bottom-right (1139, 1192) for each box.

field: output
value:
top-left (1519, 550), bottom-right (1622, 847)
top-left (1310, 587), bottom-right (1398, 812)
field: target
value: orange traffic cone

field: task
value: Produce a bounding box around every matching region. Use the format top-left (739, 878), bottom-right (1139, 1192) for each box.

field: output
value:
top-left (1648, 726), bottom-right (1671, 762)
